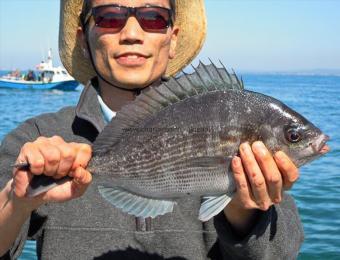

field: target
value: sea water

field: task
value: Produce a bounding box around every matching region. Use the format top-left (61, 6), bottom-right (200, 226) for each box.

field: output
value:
top-left (0, 73), bottom-right (339, 259)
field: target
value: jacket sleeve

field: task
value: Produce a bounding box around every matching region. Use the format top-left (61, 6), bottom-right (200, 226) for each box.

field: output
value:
top-left (214, 193), bottom-right (304, 260)
top-left (0, 118), bottom-right (42, 259)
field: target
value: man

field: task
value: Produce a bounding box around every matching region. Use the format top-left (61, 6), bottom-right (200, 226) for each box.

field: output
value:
top-left (0, 0), bottom-right (303, 259)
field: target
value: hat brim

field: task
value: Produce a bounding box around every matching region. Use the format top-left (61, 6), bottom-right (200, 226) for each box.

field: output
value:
top-left (59, 0), bottom-right (207, 85)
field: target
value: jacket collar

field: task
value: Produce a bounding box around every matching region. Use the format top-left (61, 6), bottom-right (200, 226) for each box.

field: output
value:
top-left (75, 79), bottom-right (105, 133)
top-left (75, 77), bottom-right (167, 133)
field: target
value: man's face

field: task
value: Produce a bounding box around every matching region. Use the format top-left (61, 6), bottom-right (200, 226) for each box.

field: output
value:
top-left (82, 0), bottom-right (178, 89)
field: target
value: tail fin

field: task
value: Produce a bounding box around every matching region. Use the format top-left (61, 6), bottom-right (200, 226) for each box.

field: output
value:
top-left (26, 175), bottom-right (72, 197)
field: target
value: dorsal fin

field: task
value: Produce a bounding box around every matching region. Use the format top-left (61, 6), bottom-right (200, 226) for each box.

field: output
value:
top-left (92, 62), bottom-right (244, 154)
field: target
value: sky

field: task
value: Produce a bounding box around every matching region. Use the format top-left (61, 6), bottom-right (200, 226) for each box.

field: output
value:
top-left (0, 0), bottom-right (339, 72)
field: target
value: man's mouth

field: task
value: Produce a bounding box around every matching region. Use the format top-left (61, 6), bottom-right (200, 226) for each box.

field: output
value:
top-left (115, 52), bottom-right (150, 66)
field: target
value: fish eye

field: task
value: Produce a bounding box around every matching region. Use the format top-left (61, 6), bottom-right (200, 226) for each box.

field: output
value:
top-left (286, 128), bottom-right (302, 143)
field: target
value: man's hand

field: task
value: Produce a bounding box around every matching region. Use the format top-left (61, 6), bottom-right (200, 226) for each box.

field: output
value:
top-left (224, 141), bottom-right (299, 237)
top-left (11, 136), bottom-right (92, 211)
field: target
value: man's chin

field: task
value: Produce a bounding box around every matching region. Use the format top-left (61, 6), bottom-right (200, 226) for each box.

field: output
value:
top-left (113, 75), bottom-right (152, 90)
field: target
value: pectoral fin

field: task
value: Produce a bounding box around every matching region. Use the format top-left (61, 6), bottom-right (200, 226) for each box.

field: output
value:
top-left (199, 195), bottom-right (232, 222)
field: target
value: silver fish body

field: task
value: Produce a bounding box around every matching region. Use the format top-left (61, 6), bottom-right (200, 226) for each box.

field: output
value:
top-left (90, 90), bottom-right (280, 198)
top-left (26, 63), bottom-right (329, 221)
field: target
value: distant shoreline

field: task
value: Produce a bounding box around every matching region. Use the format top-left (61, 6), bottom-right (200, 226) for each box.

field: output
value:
top-left (237, 70), bottom-right (340, 77)
top-left (239, 72), bottom-right (340, 77)
top-left (1, 69), bottom-right (340, 78)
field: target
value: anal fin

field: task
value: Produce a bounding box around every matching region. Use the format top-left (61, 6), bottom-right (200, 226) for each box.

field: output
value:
top-left (98, 185), bottom-right (176, 218)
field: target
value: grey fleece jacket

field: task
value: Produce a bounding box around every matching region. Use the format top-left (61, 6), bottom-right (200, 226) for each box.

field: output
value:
top-left (0, 82), bottom-right (304, 260)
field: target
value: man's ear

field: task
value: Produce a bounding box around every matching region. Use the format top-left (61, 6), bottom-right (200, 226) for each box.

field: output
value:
top-left (169, 26), bottom-right (179, 59)
top-left (77, 26), bottom-right (90, 59)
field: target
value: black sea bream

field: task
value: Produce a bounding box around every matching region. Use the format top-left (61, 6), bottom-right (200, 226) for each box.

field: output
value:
top-left (26, 63), bottom-right (329, 221)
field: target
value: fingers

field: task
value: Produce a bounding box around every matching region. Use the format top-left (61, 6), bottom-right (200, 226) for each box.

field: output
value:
top-left (239, 142), bottom-right (272, 211)
top-left (70, 167), bottom-right (92, 198)
top-left (16, 137), bottom-right (91, 179)
top-left (38, 142), bottom-right (61, 176)
top-left (40, 167), bottom-right (93, 203)
top-left (252, 142), bottom-right (282, 203)
top-left (13, 136), bottom-right (92, 200)
top-left (20, 142), bottom-right (45, 175)
top-left (274, 151), bottom-right (299, 190)
top-left (71, 167), bottom-right (92, 186)
top-left (231, 156), bottom-right (258, 210)
top-left (55, 143), bottom-right (76, 179)
top-left (230, 141), bottom-right (299, 212)
top-left (71, 143), bottom-right (92, 170)
top-left (12, 169), bottom-right (32, 198)
top-left (13, 142), bottom-right (44, 198)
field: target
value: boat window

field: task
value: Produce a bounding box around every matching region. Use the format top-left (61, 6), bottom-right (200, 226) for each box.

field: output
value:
top-left (62, 71), bottom-right (68, 75)
top-left (41, 71), bottom-right (54, 83)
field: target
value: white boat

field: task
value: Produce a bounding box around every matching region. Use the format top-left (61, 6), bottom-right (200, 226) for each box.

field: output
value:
top-left (0, 49), bottom-right (79, 91)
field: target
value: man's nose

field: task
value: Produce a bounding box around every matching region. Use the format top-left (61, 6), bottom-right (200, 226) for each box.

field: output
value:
top-left (119, 17), bottom-right (144, 44)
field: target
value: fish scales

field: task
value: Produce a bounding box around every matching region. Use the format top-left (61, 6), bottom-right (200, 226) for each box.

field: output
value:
top-left (89, 91), bottom-right (270, 197)
top-left (95, 151), bottom-right (228, 197)
top-left (120, 133), bottom-right (220, 173)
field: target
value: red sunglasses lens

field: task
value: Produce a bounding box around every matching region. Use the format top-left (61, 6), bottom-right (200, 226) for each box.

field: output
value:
top-left (92, 6), bottom-right (171, 31)
top-left (93, 6), bottom-right (127, 29)
top-left (137, 8), bottom-right (170, 30)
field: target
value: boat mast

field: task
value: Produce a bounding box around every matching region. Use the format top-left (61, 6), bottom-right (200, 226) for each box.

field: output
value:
top-left (47, 48), bottom-right (53, 69)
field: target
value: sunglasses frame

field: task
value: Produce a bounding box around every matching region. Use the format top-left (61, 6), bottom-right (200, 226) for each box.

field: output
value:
top-left (82, 4), bottom-right (174, 32)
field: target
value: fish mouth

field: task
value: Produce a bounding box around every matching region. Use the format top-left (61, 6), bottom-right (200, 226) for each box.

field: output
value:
top-left (312, 134), bottom-right (330, 155)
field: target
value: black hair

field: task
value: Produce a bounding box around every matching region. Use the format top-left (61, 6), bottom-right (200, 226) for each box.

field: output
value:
top-left (79, 0), bottom-right (91, 29)
top-left (170, 0), bottom-right (176, 20)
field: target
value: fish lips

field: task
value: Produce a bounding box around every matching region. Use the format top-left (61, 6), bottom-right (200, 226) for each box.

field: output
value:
top-left (312, 134), bottom-right (330, 155)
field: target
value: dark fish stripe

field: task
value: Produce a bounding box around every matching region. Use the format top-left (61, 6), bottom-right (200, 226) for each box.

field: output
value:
top-left (119, 126), bottom-right (242, 171)
top-left (121, 135), bottom-right (222, 173)
top-left (119, 158), bottom-right (227, 183)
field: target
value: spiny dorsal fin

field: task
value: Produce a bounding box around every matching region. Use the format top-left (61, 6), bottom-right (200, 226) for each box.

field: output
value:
top-left (92, 62), bottom-right (244, 154)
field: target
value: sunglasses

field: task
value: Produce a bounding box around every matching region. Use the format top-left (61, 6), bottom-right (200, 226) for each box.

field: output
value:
top-left (83, 4), bottom-right (173, 32)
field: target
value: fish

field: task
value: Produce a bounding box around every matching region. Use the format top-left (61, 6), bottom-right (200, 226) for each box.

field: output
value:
top-left (17, 62), bottom-right (330, 222)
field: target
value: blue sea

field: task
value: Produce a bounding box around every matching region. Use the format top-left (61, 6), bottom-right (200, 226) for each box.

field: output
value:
top-left (0, 72), bottom-right (339, 259)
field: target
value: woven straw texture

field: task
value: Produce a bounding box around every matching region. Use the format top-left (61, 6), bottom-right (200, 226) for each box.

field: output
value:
top-left (59, 0), bottom-right (207, 85)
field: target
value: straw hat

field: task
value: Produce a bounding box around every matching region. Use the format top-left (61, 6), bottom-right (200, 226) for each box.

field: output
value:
top-left (59, 0), bottom-right (207, 85)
